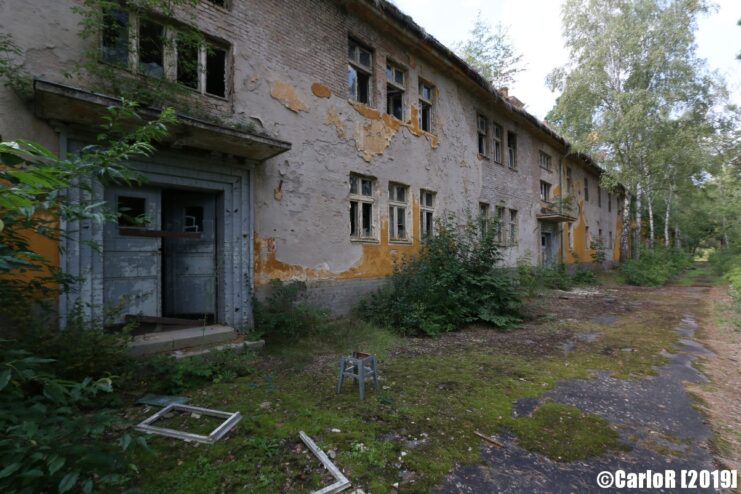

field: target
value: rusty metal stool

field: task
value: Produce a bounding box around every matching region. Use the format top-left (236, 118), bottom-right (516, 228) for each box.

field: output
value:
top-left (337, 352), bottom-right (379, 400)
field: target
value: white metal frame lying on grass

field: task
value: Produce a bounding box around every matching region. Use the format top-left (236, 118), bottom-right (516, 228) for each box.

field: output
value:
top-left (299, 431), bottom-right (351, 494)
top-left (136, 403), bottom-right (241, 444)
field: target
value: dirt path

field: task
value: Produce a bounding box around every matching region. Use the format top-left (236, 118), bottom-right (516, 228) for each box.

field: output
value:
top-left (433, 285), bottom-right (726, 493)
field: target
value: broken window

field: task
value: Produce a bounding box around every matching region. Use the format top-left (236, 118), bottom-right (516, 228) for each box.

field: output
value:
top-left (176, 34), bottom-right (199, 90)
top-left (101, 9), bottom-right (129, 66)
top-left (539, 151), bottom-right (552, 171)
top-left (507, 131), bottom-right (517, 169)
top-left (566, 166), bottom-right (573, 193)
top-left (388, 183), bottom-right (409, 241)
top-left (540, 181), bottom-right (551, 202)
top-left (117, 196), bottom-right (146, 227)
top-left (477, 114), bottom-right (488, 156)
top-left (207, 0), bottom-right (227, 7)
top-left (386, 62), bottom-right (405, 120)
top-left (350, 174), bottom-right (375, 240)
top-left (184, 206), bottom-right (204, 232)
top-left (509, 209), bottom-right (518, 245)
top-left (597, 185), bottom-right (602, 207)
top-left (584, 177), bottom-right (589, 202)
top-left (479, 202), bottom-right (490, 236)
top-left (609, 231), bottom-right (613, 245)
top-left (418, 80), bottom-right (433, 132)
top-left (608, 192), bottom-right (612, 212)
top-left (138, 19), bottom-right (165, 78)
top-left (420, 189), bottom-right (435, 240)
top-left (495, 206), bottom-right (505, 244)
top-left (348, 38), bottom-right (372, 104)
top-left (493, 123), bottom-right (503, 163)
top-left (205, 46), bottom-right (227, 97)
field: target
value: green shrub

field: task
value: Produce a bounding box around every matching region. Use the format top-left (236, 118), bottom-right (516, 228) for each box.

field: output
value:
top-left (0, 341), bottom-right (142, 494)
top-left (358, 215), bottom-right (521, 336)
top-left (517, 263), bottom-right (597, 293)
top-left (710, 248), bottom-right (741, 305)
top-left (253, 280), bottom-right (330, 343)
top-left (135, 346), bottom-right (256, 395)
top-left (619, 247), bottom-right (693, 286)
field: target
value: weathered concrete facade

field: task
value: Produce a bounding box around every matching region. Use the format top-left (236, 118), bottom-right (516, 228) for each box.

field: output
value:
top-left (0, 0), bottom-right (622, 320)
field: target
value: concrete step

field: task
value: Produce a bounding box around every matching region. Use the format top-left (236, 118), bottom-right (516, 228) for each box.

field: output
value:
top-left (172, 339), bottom-right (265, 359)
top-left (128, 325), bottom-right (238, 357)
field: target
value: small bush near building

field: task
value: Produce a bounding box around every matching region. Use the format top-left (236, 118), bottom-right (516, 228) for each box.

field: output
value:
top-left (359, 216), bottom-right (521, 336)
top-left (619, 247), bottom-right (693, 286)
top-left (253, 280), bottom-right (330, 343)
top-left (517, 261), bottom-right (597, 295)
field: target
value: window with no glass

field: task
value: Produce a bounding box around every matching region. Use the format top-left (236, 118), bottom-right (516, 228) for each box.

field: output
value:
top-left (479, 202), bottom-right (490, 236)
top-left (418, 80), bottom-right (433, 132)
top-left (584, 177), bottom-right (590, 202)
top-left (597, 185), bottom-right (602, 207)
top-left (540, 181), bottom-right (551, 202)
top-left (348, 38), bottom-right (372, 104)
top-left (539, 151), bottom-right (552, 171)
top-left (507, 131), bottom-right (517, 169)
top-left (608, 192), bottom-right (612, 212)
top-left (493, 123), bottom-right (503, 163)
top-left (495, 206), bottom-right (505, 244)
top-left (388, 183), bottom-right (409, 241)
top-left (566, 166), bottom-right (573, 192)
top-left (420, 189), bottom-right (436, 240)
top-left (386, 62), bottom-right (405, 120)
top-left (509, 209), bottom-right (518, 245)
top-left (101, 9), bottom-right (129, 66)
top-left (350, 174), bottom-right (375, 240)
top-left (477, 114), bottom-right (488, 156)
top-left (138, 19), bottom-right (165, 78)
top-left (117, 196), bottom-right (147, 227)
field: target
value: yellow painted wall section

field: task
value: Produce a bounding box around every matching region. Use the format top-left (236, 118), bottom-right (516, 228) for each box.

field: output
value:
top-left (10, 217), bottom-right (59, 288)
top-left (561, 199), bottom-right (592, 264)
top-left (254, 201), bottom-right (423, 285)
top-left (613, 212), bottom-right (623, 262)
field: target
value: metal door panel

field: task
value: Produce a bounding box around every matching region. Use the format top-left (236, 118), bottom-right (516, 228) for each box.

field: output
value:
top-left (103, 186), bottom-right (161, 323)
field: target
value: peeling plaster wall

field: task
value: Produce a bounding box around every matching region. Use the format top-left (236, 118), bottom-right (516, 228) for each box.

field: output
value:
top-left (0, 0), bottom-right (624, 313)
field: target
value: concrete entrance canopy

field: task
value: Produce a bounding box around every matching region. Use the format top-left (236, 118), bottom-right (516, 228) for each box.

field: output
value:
top-left (32, 79), bottom-right (292, 330)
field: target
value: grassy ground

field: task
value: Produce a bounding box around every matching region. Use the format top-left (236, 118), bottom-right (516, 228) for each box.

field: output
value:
top-left (128, 274), bottom-right (702, 493)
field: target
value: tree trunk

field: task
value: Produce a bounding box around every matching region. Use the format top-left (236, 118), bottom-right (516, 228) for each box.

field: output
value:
top-left (634, 184), bottom-right (642, 259)
top-left (664, 188), bottom-right (673, 248)
top-left (674, 224), bottom-right (681, 249)
top-left (620, 192), bottom-right (631, 261)
top-left (647, 191), bottom-right (655, 249)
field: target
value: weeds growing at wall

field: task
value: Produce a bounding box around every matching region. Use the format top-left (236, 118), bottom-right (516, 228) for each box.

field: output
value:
top-left (252, 280), bottom-right (330, 344)
top-left (619, 247), bottom-right (693, 286)
top-left (359, 215), bottom-right (521, 336)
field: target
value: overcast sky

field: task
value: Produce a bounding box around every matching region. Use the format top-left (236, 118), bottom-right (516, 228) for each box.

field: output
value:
top-left (389, 0), bottom-right (741, 120)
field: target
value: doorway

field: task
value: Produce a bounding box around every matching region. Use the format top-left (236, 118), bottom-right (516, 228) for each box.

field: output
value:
top-left (541, 231), bottom-right (554, 267)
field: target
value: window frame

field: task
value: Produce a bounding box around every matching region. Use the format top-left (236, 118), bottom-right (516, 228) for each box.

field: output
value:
top-left (540, 181), bottom-right (551, 202)
top-left (385, 60), bottom-right (406, 120)
top-left (349, 174), bottom-right (377, 242)
top-left (388, 182), bottom-right (410, 243)
top-left (566, 166), bottom-right (573, 193)
top-left (495, 206), bottom-right (506, 244)
top-left (348, 37), bottom-right (373, 105)
top-left (507, 131), bottom-right (517, 170)
top-left (492, 123), bottom-right (503, 164)
top-left (508, 209), bottom-right (518, 246)
top-left (597, 185), bottom-right (602, 208)
top-left (420, 189), bottom-right (436, 240)
top-left (539, 151), bottom-right (552, 172)
top-left (479, 202), bottom-right (490, 236)
top-left (608, 192), bottom-right (612, 212)
top-left (477, 114), bottom-right (489, 157)
top-left (418, 79), bottom-right (434, 133)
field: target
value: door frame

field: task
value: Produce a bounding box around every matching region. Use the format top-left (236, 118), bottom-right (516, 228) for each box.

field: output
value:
top-left (59, 135), bottom-right (254, 329)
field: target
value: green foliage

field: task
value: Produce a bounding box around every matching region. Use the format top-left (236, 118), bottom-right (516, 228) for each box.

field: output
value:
top-left (136, 347), bottom-right (256, 395)
top-left (710, 248), bottom-right (741, 306)
top-left (359, 215), bottom-right (521, 336)
top-left (620, 247), bottom-right (693, 286)
top-left (590, 237), bottom-right (607, 263)
top-left (0, 33), bottom-right (32, 100)
top-left (0, 101), bottom-right (176, 325)
top-left (0, 341), bottom-right (141, 494)
top-left (517, 259), bottom-right (596, 295)
top-left (253, 280), bottom-right (330, 344)
top-left (454, 12), bottom-right (525, 88)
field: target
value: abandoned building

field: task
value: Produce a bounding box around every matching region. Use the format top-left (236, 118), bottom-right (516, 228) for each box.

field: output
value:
top-left (0, 0), bottom-right (623, 330)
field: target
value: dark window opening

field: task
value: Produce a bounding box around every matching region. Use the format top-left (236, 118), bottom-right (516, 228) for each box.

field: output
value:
top-left (350, 201), bottom-right (358, 236)
top-left (348, 39), bottom-right (372, 104)
top-left (584, 178), bottom-right (590, 201)
top-left (477, 114), bottom-right (488, 156)
top-left (177, 35), bottom-right (199, 90)
top-left (139, 19), bottom-right (165, 78)
top-left (361, 202), bottom-right (373, 237)
top-left (387, 86), bottom-right (403, 120)
top-left (117, 196), bottom-right (146, 227)
top-left (206, 47), bottom-right (226, 97)
top-left (102, 10), bottom-right (129, 66)
top-left (183, 206), bottom-right (204, 232)
top-left (507, 131), bottom-right (517, 169)
top-left (493, 123), bottom-right (503, 163)
top-left (419, 101), bottom-right (432, 131)
top-left (207, 0), bottom-right (227, 7)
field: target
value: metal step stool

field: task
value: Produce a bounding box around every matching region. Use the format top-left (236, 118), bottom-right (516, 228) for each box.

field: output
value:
top-left (337, 352), bottom-right (379, 400)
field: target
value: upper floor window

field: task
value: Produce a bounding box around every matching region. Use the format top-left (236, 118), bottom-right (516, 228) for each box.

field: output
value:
top-left (386, 62), bottom-right (405, 120)
top-left (608, 192), bottom-right (612, 212)
top-left (584, 177), bottom-right (590, 202)
top-left (348, 38), bottom-right (372, 104)
top-left (477, 114), bottom-right (488, 156)
top-left (388, 182), bottom-right (409, 241)
top-left (539, 151), bottom-right (552, 171)
top-left (418, 80), bottom-right (433, 132)
top-left (507, 131), bottom-right (517, 169)
top-left (350, 174), bottom-right (375, 240)
top-left (597, 185), bottom-right (602, 207)
top-left (420, 189), bottom-right (436, 239)
top-left (493, 123), bottom-right (503, 164)
top-left (100, 11), bottom-right (228, 98)
top-left (566, 166), bottom-right (573, 193)
top-left (540, 181), bottom-right (551, 202)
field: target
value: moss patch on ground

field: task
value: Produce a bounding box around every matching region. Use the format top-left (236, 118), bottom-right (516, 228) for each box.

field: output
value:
top-left (130, 287), bottom-right (698, 493)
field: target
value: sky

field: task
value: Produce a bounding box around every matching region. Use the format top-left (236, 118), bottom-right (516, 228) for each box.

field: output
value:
top-left (389, 0), bottom-right (741, 120)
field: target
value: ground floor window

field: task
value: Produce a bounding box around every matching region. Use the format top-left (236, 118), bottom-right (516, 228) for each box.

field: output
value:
top-left (420, 189), bottom-right (436, 239)
top-left (388, 182), bottom-right (409, 241)
top-left (350, 174), bottom-right (375, 240)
